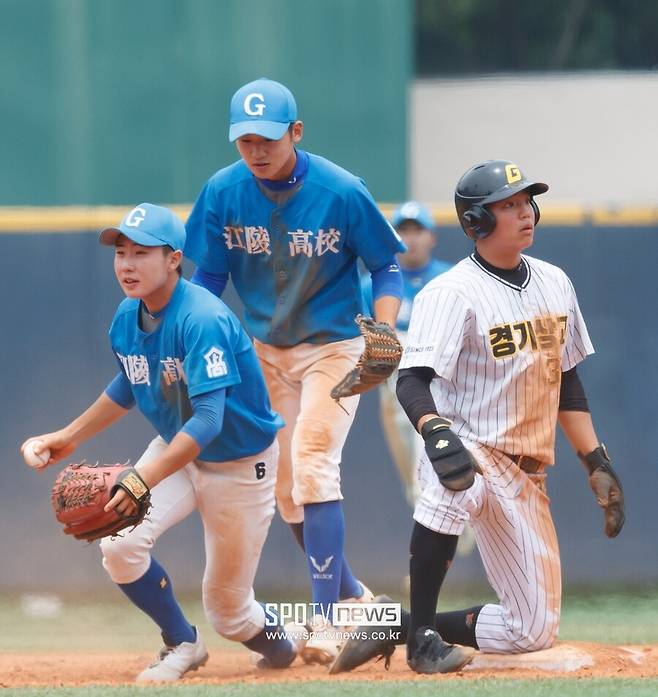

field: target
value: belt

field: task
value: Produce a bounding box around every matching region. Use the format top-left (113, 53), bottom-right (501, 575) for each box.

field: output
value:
top-left (506, 454), bottom-right (545, 474)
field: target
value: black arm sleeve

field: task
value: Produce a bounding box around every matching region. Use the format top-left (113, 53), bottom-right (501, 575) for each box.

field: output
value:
top-left (559, 366), bottom-right (590, 412)
top-left (396, 367), bottom-right (438, 431)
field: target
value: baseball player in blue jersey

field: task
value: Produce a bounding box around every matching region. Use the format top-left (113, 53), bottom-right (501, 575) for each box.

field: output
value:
top-left (185, 78), bottom-right (406, 664)
top-left (362, 202), bottom-right (452, 506)
top-left (21, 204), bottom-right (297, 681)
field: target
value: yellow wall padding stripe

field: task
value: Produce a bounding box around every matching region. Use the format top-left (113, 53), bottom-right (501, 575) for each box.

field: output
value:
top-left (0, 205), bottom-right (192, 233)
top-left (0, 204), bottom-right (656, 233)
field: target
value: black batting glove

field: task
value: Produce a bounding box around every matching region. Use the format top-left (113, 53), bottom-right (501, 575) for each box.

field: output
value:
top-left (421, 417), bottom-right (477, 491)
top-left (578, 445), bottom-right (625, 538)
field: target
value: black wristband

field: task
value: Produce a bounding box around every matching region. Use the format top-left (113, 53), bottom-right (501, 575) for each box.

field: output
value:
top-left (115, 467), bottom-right (151, 503)
top-left (420, 416), bottom-right (452, 440)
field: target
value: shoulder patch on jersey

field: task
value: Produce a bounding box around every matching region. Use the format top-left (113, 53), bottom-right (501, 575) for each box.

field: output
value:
top-left (204, 347), bottom-right (228, 378)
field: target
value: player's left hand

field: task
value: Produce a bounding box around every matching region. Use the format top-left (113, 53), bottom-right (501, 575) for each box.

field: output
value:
top-left (330, 315), bottom-right (403, 401)
top-left (52, 463), bottom-right (151, 542)
top-left (105, 488), bottom-right (138, 517)
top-left (578, 445), bottom-right (625, 538)
top-left (421, 416), bottom-right (479, 491)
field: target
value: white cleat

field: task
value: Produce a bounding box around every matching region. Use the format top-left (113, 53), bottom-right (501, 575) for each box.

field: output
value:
top-left (301, 614), bottom-right (343, 666)
top-left (302, 583), bottom-right (377, 665)
top-left (283, 620), bottom-right (310, 653)
top-left (136, 630), bottom-right (209, 682)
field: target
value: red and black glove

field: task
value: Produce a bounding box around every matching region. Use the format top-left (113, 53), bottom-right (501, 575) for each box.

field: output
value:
top-left (52, 462), bottom-right (151, 542)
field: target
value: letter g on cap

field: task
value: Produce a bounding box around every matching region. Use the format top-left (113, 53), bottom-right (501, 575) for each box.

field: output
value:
top-left (125, 206), bottom-right (146, 227)
top-left (244, 93), bottom-right (266, 116)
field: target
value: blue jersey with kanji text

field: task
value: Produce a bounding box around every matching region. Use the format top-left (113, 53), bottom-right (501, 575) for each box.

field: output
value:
top-left (185, 151), bottom-right (406, 346)
top-left (109, 279), bottom-right (283, 462)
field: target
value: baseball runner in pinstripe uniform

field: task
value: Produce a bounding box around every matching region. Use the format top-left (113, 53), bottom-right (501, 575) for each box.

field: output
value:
top-left (330, 160), bottom-right (625, 675)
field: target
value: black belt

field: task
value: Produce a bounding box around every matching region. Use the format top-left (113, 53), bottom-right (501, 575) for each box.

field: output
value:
top-left (506, 454), bottom-right (545, 474)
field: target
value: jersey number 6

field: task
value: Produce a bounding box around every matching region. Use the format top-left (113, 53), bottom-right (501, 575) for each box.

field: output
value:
top-left (255, 462), bottom-right (266, 480)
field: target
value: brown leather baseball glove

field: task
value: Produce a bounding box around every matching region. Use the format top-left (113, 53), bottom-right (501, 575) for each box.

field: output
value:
top-left (51, 462), bottom-right (151, 542)
top-left (330, 315), bottom-right (403, 402)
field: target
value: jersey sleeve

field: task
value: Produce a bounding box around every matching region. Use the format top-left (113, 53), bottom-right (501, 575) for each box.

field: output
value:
top-left (344, 180), bottom-right (406, 270)
top-left (399, 286), bottom-right (470, 379)
top-left (359, 271), bottom-right (374, 315)
top-left (184, 179), bottom-right (230, 274)
top-left (561, 277), bottom-right (595, 370)
top-left (182, 312), bottom-right (242, 398)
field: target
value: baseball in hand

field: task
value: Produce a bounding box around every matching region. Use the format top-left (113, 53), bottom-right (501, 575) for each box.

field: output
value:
top-left (23, 440), bottom-right (51, 469)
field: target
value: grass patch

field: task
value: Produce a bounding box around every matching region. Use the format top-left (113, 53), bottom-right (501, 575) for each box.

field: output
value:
top-left (2, 587), bottom-right (657, 654)
top-left (2, 678), bottom-right (658, 697)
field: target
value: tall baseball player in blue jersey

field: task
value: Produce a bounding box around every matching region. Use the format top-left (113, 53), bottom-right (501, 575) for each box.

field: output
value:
top-left (21, 204), bottom-right (297, 681)
top-left (185, 78), bottom-right (406, 664)
top-left (362, 202), bottom-right (452, 506)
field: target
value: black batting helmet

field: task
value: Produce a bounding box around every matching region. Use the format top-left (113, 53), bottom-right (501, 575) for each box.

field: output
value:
top-left (455, 160), bottom-right (549, 239)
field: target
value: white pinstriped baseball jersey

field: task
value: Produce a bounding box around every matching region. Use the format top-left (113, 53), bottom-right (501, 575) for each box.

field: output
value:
top-left (403, 252), bottom-right (594, 653)
top-left (400, 253), bottom-right (594, 463)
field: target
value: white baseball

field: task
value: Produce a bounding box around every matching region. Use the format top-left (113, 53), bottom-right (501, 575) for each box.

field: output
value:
top-left (23, 440), bottom-right (51, 469)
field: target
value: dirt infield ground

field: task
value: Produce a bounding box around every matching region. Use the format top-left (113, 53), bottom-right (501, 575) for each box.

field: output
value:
top-left (2, 643), bottom-right (657, 687)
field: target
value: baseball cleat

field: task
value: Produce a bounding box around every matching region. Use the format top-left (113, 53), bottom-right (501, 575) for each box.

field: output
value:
top-left (136, 629), bottom-right (208, 682)
top-left (407, 627), bottom-right (475, 674)
top-left (301, 614), bottom-right (343, 665)
top-left (302, 582), bottom-right (377, 665)
top-left (329, 595), bottom-right (395, 675)
top-left (282, 620), bottom-right (310, 653)
top-left (329, 632), bottom-right (396, 674)
top-left (329, 594), bottom-right (398, 674)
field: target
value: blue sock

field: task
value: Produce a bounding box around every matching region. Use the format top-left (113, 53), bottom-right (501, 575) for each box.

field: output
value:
top-left (118, 557), bottom-right (196, 646)
top-left (243, 626), bottom-right (296, 668)
top-left (339, 557), bottom-right (363, 600)
top-left (303, 501), bottom-right (345, 618)
top-left (290, 521), bottom-right (361, 600)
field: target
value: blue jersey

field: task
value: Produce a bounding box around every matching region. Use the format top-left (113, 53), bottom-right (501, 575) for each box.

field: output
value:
top-left (361, 259), bottom-right (453, 332)
top-left (109, 279), bottom-right (283, 462)
top-left (185, 151), bottom-right (406, 346)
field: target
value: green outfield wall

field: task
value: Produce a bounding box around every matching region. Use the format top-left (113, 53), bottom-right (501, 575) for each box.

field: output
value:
top-left (0, 0), bottom-right (410, 205)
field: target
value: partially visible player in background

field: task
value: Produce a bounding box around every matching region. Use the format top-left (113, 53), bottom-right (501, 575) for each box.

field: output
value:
top-left (21, 204), bottom-right (297, 682)
top-left (362, 202), bottom-right (451, 505)
top-left (185, 78), bottom-right (406, 665)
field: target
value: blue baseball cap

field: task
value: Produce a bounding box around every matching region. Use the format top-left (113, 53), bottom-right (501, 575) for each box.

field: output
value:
top-left (99, 203), bottom-right (186, 251)
top-left (229, 78), bottom-right (297, 142)
top-left (391, 201), bottom-right (435, 230)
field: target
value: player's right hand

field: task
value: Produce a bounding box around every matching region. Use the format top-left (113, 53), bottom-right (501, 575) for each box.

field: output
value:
top-left (20, 430), bottom-right (77, 469)
top-left (421, 416), bottom-right (477, 491)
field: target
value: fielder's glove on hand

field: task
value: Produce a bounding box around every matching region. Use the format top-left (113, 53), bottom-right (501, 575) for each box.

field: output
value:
top-left (421, 417), bottom-right (479, 491)
top-left (578, 445), bottom-right (624, 538)
top-left (330, 315), bottom-right (403, 402)
top-left (51, 462), bottom-right (151, 542)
